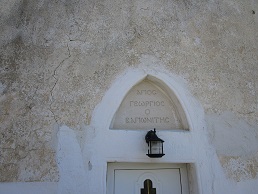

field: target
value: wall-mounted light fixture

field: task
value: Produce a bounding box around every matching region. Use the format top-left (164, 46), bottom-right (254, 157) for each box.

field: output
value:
top-left (145, 128), bottom-right (165, 158)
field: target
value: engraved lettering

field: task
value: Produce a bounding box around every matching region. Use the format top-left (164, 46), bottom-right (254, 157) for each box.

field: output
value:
top-left (125, 117), bottom-right (170, 124)
top-left (145, 109), bottom-right (150, 115)
top-left (131, 117), bottom-right (137, 123)
top-left (146, 117), bottom-right (154, 123)
top-left (126, 118), bottom-right (130, 123)
top-left (165, 117), bottom-right (169, 123)
top-left (160, 117), bottom-right (169, 123)
top-left (136, 90), bottom-right (157, 95)
top-left (129, 101), bottom-right (165, 107)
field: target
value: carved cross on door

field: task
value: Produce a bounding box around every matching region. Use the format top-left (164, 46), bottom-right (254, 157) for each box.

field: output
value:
top-left (141, 179), bottom-right (156, 194)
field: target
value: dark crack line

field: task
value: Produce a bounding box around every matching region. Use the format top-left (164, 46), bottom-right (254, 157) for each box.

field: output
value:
top-left (49, 43), bottom-right (71, 124)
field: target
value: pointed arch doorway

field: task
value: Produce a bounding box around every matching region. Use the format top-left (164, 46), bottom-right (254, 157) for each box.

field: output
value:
top-left (106, 75), bottom-right (190, 194)
top-left (87, 69), bottom-right (204, 194)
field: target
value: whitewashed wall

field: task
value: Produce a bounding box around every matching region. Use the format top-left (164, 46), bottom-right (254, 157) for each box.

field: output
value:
top-left (0, 0), bottom-right (257, 193)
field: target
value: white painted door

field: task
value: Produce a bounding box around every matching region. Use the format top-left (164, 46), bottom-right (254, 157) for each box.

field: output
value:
top-left (107, 163), bottom-right (189, 194)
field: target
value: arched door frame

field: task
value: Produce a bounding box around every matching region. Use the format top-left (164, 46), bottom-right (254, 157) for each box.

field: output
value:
top-left (84, 68), bottom-right (214, 194)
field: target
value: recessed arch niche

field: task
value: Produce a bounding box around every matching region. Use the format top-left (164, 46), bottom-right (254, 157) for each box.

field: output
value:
top-left (110, 75), bottom-right (189, 130)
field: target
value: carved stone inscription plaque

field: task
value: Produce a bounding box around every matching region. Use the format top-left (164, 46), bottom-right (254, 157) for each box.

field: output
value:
top-left (111, 80), bottom-right (183, 129)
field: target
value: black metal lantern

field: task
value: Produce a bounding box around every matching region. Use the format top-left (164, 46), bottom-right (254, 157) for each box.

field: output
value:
top-left (145, 128), bottom-right (165, 158)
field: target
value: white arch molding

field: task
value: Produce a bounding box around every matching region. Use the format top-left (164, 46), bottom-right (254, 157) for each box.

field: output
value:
top-left (91, 69), bottom-right (193, 130)
top-left (135, 172), bottom-right (162, 193)
top-left (84, 68), bottom-right (214, 194)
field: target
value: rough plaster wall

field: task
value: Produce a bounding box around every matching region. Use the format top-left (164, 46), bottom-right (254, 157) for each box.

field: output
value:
top-left (0, 0), bottom-right (257, 183)
top-left (207, 112), bottom-right (258, 182)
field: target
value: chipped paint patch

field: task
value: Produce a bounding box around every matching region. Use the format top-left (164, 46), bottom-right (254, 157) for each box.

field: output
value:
top-left (219, 154), bottom-right (258, 182)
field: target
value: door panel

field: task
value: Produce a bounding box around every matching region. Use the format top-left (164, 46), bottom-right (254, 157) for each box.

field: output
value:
top-left (115, 169), bottom-right (181, 194)
top-left (107, 163), bottom-right (189, 194)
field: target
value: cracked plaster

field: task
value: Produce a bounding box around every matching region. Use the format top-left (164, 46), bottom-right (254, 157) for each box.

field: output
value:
top-left (0, 0), bottom-right (257, 185)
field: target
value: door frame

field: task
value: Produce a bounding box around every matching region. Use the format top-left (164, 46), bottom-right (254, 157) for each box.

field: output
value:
top-left (84, 69), bottom-right (216, 194)
top-left (107, 162), bottom-right (190, 194)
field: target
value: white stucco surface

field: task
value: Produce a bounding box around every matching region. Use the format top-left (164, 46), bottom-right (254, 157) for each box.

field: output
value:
top-left (0, 67), bottom-right (258, 193)
top-left (81, 68), bottom-right (215, 194)
top-left (0, 0), bottom-right (257, 193)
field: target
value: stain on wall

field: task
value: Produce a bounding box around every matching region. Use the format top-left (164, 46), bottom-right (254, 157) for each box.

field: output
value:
top-left (219, 154), bottom-right (258, 182)
top-left (0, 0), bottom-right (257, 182)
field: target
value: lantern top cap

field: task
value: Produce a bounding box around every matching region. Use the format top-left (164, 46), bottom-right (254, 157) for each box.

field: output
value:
top-left (145, 128), bottom-right (164, 143)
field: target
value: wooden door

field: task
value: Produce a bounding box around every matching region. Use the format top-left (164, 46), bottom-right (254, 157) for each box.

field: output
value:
top-left (107, 163), bottom-right (189, 194)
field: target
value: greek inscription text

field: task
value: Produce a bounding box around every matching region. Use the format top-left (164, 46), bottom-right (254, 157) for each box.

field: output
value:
top-left (125, 117), bottom-right (169, 124)
top-left (137, 90), bottom-right (157, 95)
top-left (129, 101), bottom-right (165, 107)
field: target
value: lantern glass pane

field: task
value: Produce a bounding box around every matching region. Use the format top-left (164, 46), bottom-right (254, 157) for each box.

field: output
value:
top-left (150, 141), bottom-right (161, 154)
